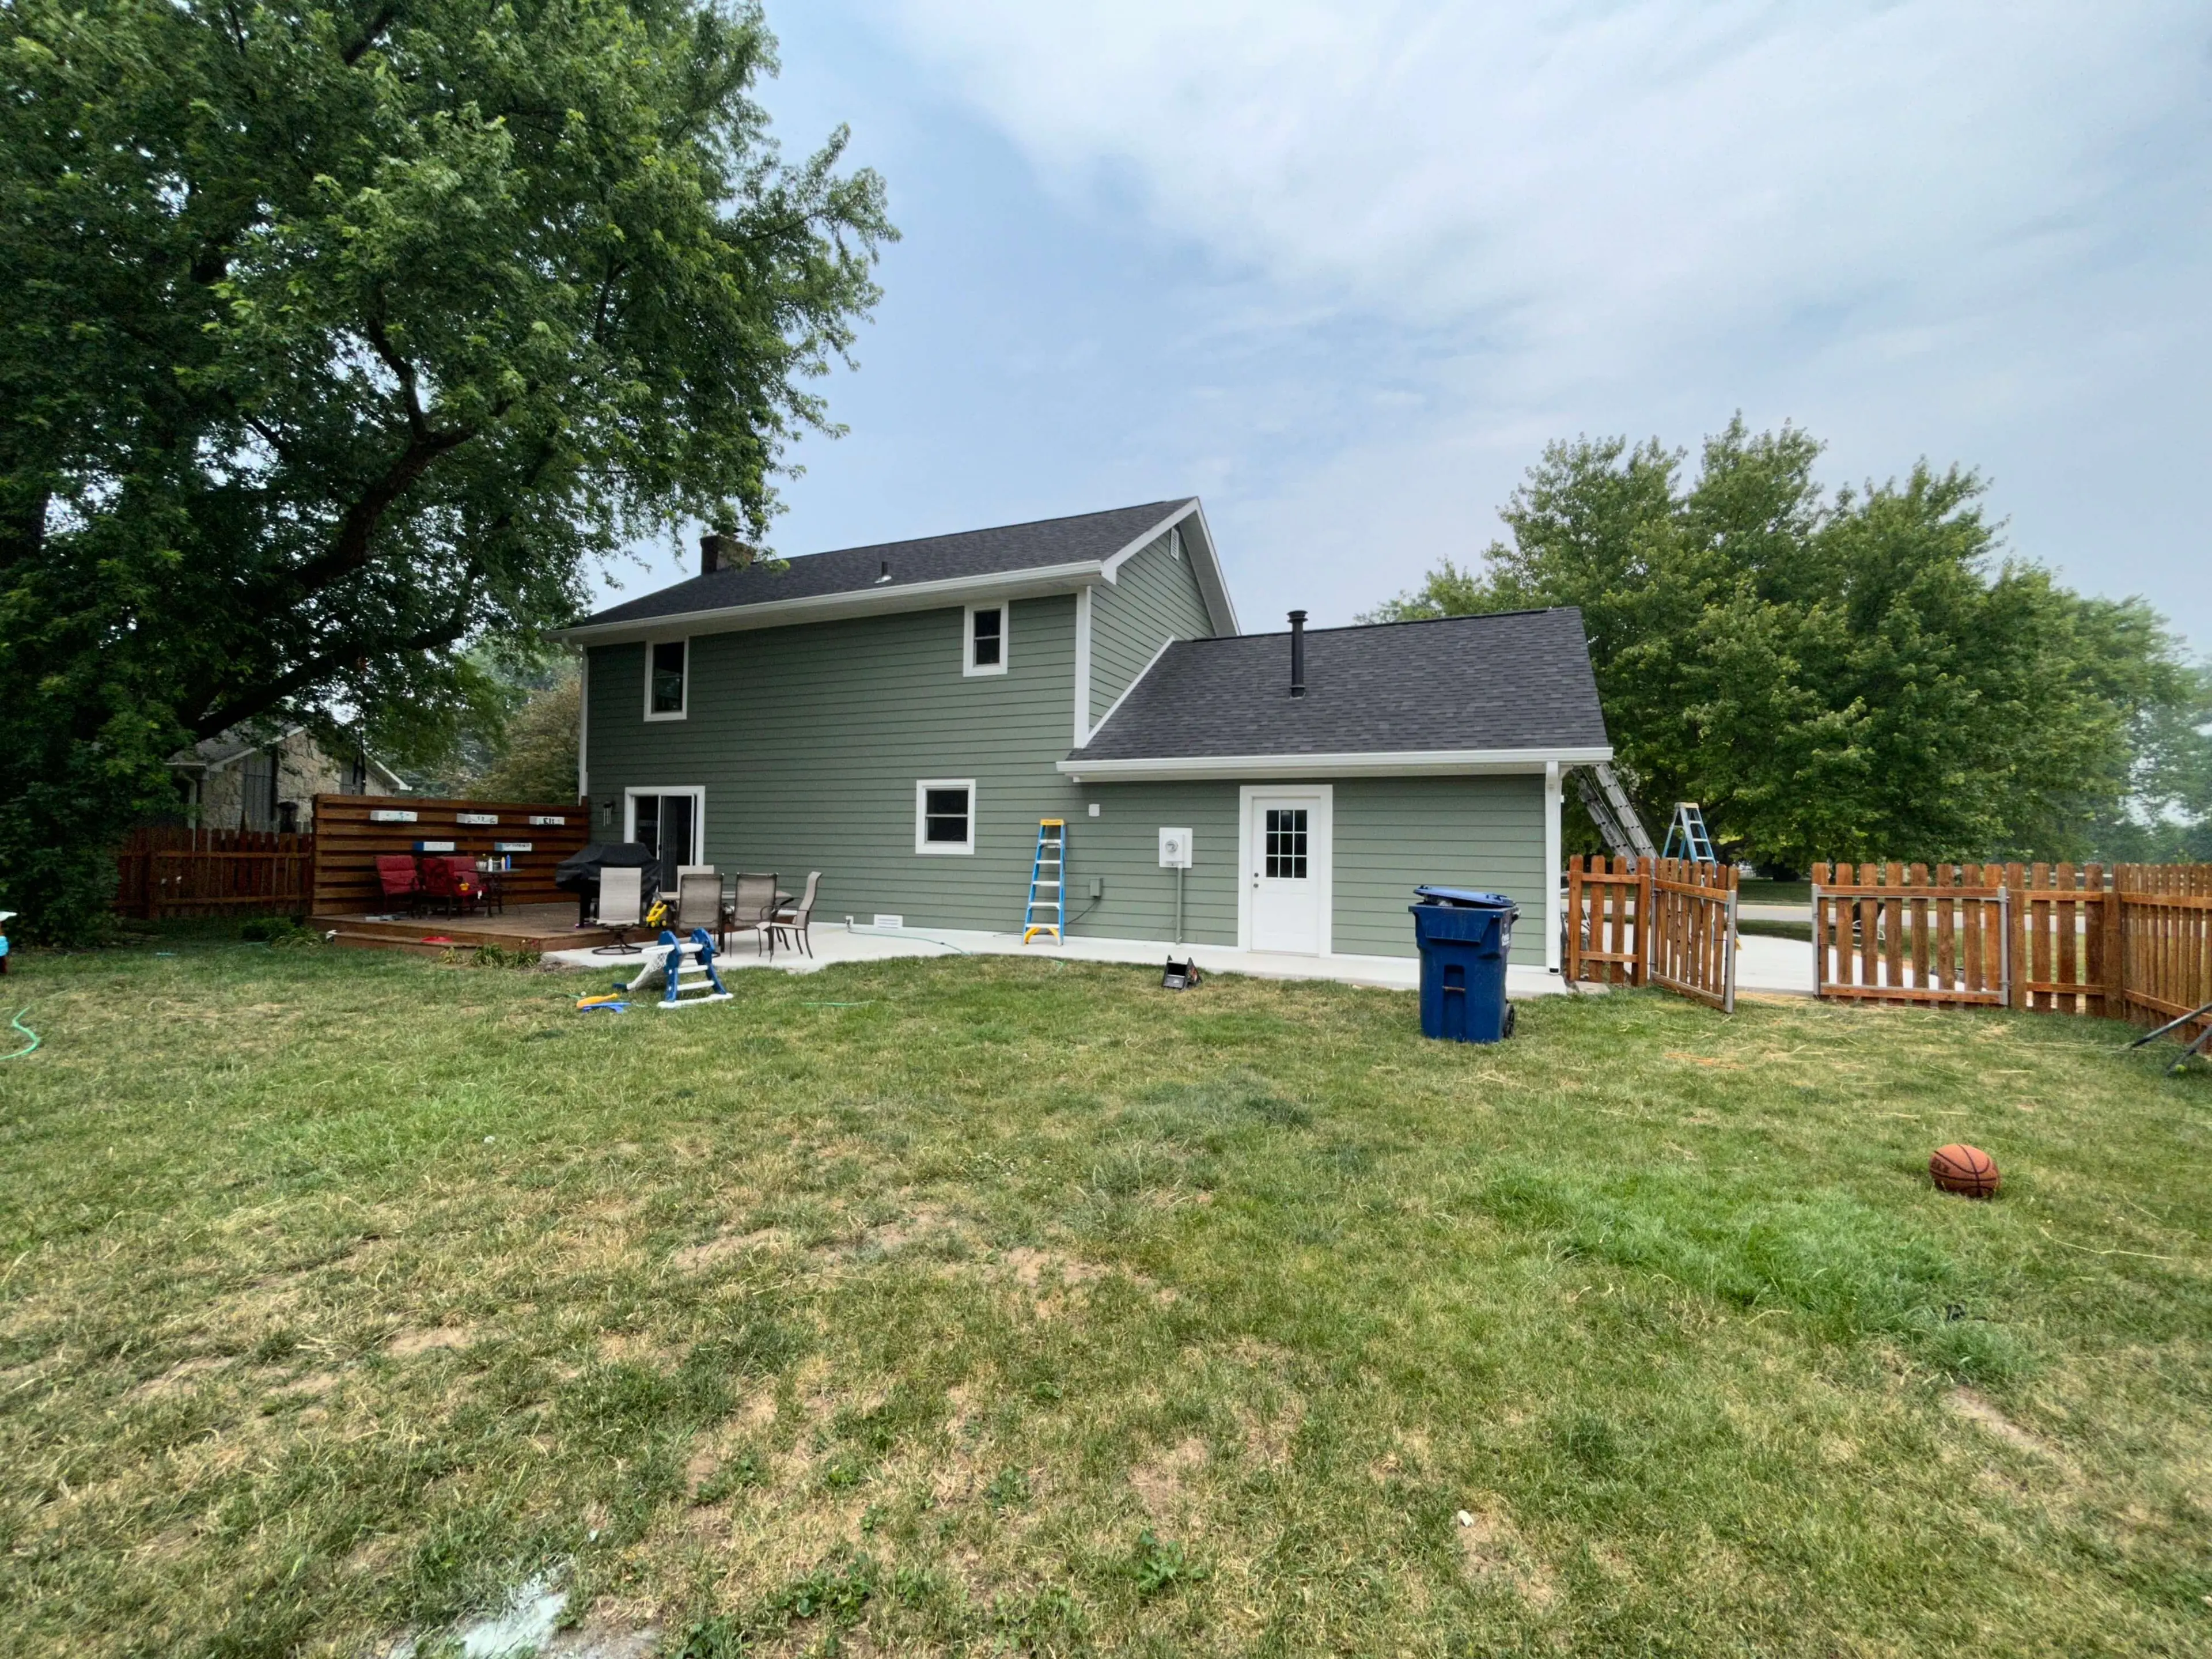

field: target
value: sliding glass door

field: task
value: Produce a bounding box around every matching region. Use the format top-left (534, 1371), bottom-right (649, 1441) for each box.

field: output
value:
top-left (627, 789), bottom-right (702, 896)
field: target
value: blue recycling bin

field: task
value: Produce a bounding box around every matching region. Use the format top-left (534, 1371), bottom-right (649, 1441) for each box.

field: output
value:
top-left (1410, 887), bottom-right (1518, 1043)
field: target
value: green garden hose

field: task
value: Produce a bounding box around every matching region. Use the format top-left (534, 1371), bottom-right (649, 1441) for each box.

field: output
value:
top-left (1, 1007), bottom-right (37, 1060)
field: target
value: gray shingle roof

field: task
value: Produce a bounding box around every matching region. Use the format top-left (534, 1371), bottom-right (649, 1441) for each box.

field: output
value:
top-left (582, 499), bottom-right (1196, 628)
top-left (1075, 608), bottom-right (1609, 759)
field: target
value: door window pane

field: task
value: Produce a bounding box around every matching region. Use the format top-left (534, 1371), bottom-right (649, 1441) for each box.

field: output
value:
top-left (658, 794), bottom-right (694, 893)
top-left (923, 787), bottom-right (971, 846)
top-left (650, 640), bottom-right (687, 714)
top-left (1264, 808), bottom-right (1308, 879)
top-left (971, 607), bottom-right (1002, 668)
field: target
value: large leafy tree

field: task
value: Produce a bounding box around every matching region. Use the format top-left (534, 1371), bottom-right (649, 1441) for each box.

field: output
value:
top-left (0, 0), bottom-right (891, 935)
top-left (1370, 420), bottom-right (2202, 868)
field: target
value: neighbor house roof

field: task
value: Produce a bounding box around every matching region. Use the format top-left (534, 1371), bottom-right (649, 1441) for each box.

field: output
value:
top-left (1060, 608), bottom-right (1611, 780)
top-left (556, 499), bottom-right (1238, 642)
top-left (168, 724), bottom-right (410, 791)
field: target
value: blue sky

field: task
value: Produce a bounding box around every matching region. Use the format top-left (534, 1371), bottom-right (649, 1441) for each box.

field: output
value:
top-left (603, 1), bottom-right (2211, 654)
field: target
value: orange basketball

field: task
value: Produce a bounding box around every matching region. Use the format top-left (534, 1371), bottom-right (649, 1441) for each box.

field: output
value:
top-left (1929, 1143), bottom-right (2000, 1199)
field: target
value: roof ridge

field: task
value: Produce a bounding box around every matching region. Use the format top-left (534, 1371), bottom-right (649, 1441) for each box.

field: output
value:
top-left (1182, 605), bottom-right (1578, 641)
top-left (762, 497), bottom-right (1195, 566)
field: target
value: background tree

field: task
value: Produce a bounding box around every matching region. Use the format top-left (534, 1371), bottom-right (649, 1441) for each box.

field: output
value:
top-left (1369, 419), bottom-right (2202, 868)
top-left (0, 0), bottom-right (892, 936)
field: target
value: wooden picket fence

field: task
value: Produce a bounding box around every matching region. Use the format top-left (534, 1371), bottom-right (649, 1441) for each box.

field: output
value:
top-left (1810, 861), bottom-right (2211, 1041)
top-left (1565, 856), bottom-right (1740, 1011)
top-left (113, 825), bottom-right (314, 919)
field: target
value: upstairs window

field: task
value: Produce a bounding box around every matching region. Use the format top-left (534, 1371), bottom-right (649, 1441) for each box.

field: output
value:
top-left (915, 779), bottom-right (976, 854)
top-left (647, 639), bottom-right (687, 719)
top-left (964, 604), bottom-right (1007, 676)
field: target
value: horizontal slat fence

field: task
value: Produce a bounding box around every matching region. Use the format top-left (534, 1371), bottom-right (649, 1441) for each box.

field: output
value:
top-left (1646, 859), bottom-right (1738, 1012)
top-left (1565, 856), bottom-right (1738, 1007)
top-left (113, 827), bottom-right (312, 919)
top-left (1809, 861), bottom-right (2210, 1043)
top-left (309, 794), bottom-right (589, 914)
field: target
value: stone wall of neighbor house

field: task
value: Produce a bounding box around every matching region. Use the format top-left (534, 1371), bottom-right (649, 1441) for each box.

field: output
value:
top-left (196, 731), bottom-right (395, 831)
top-left (1087, 528), bottom-right (1217, 726)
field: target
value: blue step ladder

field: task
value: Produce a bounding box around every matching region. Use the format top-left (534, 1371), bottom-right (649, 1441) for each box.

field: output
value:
top-left (1022, 819), bottom-right (1066, 945)
top-left (1662, 801), bottom-right (1718, 863)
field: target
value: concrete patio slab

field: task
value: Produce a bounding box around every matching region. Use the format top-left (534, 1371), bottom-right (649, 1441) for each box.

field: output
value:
top-left (543, 921), bottom-right (1573, 998)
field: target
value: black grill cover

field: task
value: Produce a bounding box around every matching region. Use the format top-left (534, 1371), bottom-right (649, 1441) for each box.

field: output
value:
top-left (554, 842), bottom-right (660, 904)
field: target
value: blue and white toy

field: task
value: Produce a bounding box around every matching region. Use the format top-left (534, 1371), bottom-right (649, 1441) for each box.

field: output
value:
top-left (615, 928), bottom-right (732, 1009)
top-left (0, 910), bottom-right (13, 976)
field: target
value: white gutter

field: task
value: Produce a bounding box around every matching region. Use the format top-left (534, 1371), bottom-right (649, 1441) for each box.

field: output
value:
top-left (1059, 745), bottom-right (1613, 782)
top-left (552, 560), bottom-right (1107, 645)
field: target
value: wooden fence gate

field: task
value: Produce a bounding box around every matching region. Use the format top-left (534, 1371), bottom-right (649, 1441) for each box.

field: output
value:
top-left (1565, 856), bottom-right (1739, 1010)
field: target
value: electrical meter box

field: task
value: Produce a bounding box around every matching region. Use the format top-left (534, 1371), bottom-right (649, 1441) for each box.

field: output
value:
top-left (1158, 828), bottom-right (1193, 869)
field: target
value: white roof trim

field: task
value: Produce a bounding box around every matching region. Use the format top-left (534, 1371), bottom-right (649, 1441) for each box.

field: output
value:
top-left (1077, 635), bottom-right (1175, 749)
top-left (1097, 499), bottom-right (1237, 637)
top-left (552, 562), bottom-right (1105, 644)
top-left (1059, 745), bottom-right (1614, 782)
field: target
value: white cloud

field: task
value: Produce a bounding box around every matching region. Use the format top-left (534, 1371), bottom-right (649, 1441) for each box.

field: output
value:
top-left (861, 1), bottom-right (2211, 638)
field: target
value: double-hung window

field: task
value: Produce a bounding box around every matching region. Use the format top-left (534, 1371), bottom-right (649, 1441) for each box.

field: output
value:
top-left (964, 605), bottom-right (1007, 676)
top-left (646, 639), bottom-right (687, 719)
top-left (915, 779), bottom-right (976, 854)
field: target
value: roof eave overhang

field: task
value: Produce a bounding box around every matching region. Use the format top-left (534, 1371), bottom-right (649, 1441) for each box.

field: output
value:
top-left (553, 561), bottom-right (1108, 644)
top-left (1058, 745), bottom-right (1613, 782)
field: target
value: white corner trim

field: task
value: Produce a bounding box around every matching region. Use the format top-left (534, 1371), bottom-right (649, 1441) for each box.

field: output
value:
top-left (1072, 586), bottom-right (1093, 745)
top-left (553, 562), bottom-right (1105, 645)
top-left (915, 778), bottom-right (978, 855)
top-left (1077, 635), bottom-right (1175, 751)
top-left (622, 786), bottom-right (706, 863)
top-left (1236, 783), bottom-right (1334, 956)
top-left (963, 602), bottom-right (1009, 677)
top-left (577, 652), bottom-right (590, 800)
top-left (1059, 745), bottom-right (1612, 783)
top-left (641, 637), bottom-right (689, 722)
top-left (1544, 760), bottom-right (1563, 973)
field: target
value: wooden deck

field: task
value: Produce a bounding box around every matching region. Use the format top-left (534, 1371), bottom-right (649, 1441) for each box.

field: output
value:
top-left (312, 902), bottom-right (618, 956)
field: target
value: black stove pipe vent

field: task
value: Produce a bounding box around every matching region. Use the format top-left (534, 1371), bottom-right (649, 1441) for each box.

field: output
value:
top-left (1289, 609), bottom-right (1307, 697)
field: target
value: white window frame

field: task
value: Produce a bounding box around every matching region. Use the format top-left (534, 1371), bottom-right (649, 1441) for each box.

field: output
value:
top-left (963, 603), bottom-right (1009, 677)
top-left (915, 778), bottom-right (978, 855)
top-left (623, 786), bottom-right (706, 865)
top-left (643, 637), bottom-right (689, 721)
top-left (1236, 783), bottom-right (1334, 955)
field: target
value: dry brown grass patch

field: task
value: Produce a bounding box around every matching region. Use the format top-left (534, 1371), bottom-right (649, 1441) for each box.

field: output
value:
top-left (1454, 1500), bottom-right (1557, 1607)
top-left (387, 1323), bottom-right (475, 1357)
top-left (1130, 1436), bottom-right (1209, 1519)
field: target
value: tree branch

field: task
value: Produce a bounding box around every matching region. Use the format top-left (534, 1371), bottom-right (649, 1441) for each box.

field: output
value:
top-left (342, 5), bottom-right (399, 66)
top-left (192, 599), bottom-right (477, 740)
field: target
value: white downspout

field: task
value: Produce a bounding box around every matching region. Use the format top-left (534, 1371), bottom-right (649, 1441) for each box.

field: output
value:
top-left (1544, 760), bottom-right (1563, 974)
top-left (577, 650), bottom-right (590, 804)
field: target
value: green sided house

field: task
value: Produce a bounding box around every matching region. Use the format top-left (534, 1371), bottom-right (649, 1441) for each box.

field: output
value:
top-left (558, 499), bottom-right (1611, 971)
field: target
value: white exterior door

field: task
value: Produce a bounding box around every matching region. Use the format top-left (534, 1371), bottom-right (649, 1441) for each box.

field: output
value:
top-left (1247, 789), bottom-right (1328, 954)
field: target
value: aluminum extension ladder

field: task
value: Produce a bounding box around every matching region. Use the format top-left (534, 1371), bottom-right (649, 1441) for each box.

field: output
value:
top-left (1022, 819), bottom-right (1066, 944)
top-left (1573, 762), bottom-right (1657, 859)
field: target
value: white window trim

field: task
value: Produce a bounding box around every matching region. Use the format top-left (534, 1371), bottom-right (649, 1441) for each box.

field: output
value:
top-left (963, 603), bottom-right (1009, 677)
top-left (623, 786), bottom-right (706, 864)
top-left (915, 778), bottom-right (978, 855)
top-left (1236, 784), bottom-right (1334, 956)
top-left (643, 637), bottom-right (690, 721)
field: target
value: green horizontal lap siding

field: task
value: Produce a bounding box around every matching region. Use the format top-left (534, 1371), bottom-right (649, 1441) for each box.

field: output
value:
top-left (1089, 531), bottom-right (1215, 724)
top-left (1331, 776), bottom-right (1549, 963)
top-left (585, 598), bottom-right (1092, 932)
top-left (1058, 784), bottom-right (1241, 946)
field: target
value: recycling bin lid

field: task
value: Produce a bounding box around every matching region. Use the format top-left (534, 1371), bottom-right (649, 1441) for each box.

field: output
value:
top-left (1413, 885), bottom-right (1517, 908)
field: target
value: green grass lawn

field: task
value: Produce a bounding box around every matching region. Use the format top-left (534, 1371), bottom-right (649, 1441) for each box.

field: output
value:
top-left (1738, 878), bottom-right (1812, 906)
top-left (1, 936), bottom-right (2207, 1658)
